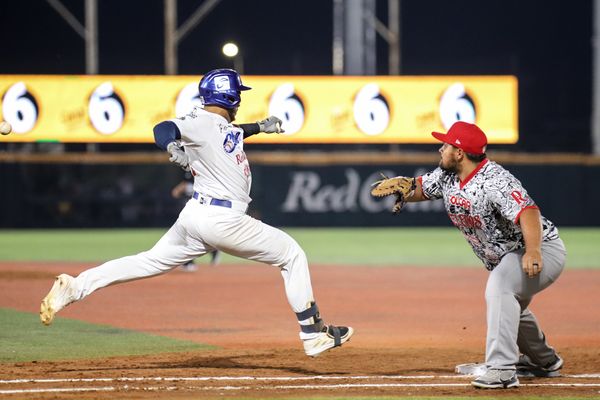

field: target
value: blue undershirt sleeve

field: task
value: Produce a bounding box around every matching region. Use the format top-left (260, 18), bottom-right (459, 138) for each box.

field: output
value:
top-left (153, 121), bottom-right (181, 150)
top-left (238, 123), bottom-right (260, 138)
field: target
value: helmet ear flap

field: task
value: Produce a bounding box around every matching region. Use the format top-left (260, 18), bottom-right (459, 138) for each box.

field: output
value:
top-left (200, 91), bottom-right (241, 109)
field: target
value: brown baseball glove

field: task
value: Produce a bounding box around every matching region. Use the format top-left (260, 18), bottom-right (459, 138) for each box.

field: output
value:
top-left (370, 173), bottom-right (416, 214)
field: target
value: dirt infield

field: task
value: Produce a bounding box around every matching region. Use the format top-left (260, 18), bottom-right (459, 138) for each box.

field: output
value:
top-left (1, 262), bottom-right (600, 398)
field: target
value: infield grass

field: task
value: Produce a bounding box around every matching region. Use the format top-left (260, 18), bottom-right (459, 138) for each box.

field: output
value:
top-left (0, 308), bottom-right (212, 363)
top-left (0, 227), bottom-right (598, 268)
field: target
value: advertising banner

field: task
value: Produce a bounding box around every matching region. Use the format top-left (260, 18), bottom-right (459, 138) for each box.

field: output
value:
top-left (252, 164), bottom-right (448, 227)
top-left (251, 163), bottom-right (593, 227)
top-left (0, 75), bottom-right (517, 144)
top-left (0, 161), bottom-right (597, 228)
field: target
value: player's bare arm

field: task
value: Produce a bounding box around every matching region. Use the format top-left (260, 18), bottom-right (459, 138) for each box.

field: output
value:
top-left (519, 207), bottom-right (544, 277)
top-left (404, 177), bottom-right (427, 202)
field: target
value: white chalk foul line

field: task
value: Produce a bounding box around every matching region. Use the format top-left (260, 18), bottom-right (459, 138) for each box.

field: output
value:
top-left (2, 373), bottom-right (600, 385)
top-left (268, 383), bottom-right (600, 389)
top-left (569, 373), bottom-right (600, 378)
top-left (0, 386), bottom-right (114, 394)
top-left (0, 374), bottom-right (457, 384)
top-left (4, 382), bottom-right (600, 395)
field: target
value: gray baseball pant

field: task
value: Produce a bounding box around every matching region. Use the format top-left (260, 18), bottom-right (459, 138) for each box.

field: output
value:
top-left (485, 238), bottom-right (566, 369)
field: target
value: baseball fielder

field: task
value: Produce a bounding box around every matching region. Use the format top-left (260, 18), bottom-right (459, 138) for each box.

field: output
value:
top-left (372, 121), bottom-right (565, 389)
top-left (40, 68), bottom-right (353, 357)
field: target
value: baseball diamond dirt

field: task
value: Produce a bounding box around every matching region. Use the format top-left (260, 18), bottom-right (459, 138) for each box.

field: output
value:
top-left (1, 261), bottom-right (599, 399)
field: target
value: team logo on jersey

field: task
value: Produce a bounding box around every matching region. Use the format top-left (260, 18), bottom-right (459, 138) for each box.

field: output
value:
top-left (511, 190), bottom-right (526, 205)
top-left (223, 131), bottom-right (241, 153)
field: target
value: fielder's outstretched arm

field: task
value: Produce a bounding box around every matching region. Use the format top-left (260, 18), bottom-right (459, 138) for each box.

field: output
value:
top-left (370, 174), bottom-right (427, 214)
top-left (404, 177), bottom-right (428, 202)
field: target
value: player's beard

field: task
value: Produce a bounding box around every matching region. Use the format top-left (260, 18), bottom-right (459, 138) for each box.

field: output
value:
top-left (439, 157), bottom-right (459, 174)
top-left (227, 107), bottom-right (238, 122)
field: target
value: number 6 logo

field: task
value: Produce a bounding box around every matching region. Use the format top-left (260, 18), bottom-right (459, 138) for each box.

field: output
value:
top-left (353, 84), bottom-right (390, 136)
top-left (268, 83), bottom-right (305, 135)
top-left (1, 82), bottom-right (39, 134)
top-left (439, 83), bottom-right (476, 129)
top-left (88, 82), bottom-right (126, 135)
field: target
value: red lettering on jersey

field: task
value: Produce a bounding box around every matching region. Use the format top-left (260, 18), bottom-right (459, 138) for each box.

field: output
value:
top-left (449, 195), bottom-right (471, 210)
top-left (236, 152), bottom-right (247, 165)
top-left (511, 190), bottom-right (525, 205)
top-left (448, 213), bottom-right (482, 229)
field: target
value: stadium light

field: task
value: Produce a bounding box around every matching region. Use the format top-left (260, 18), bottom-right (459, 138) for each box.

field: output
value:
top-left (222, 42), bottom-right (243, 74)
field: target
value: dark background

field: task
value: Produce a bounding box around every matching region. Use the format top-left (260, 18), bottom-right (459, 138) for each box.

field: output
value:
top-left (0, 1), bottom-right (596, 227)
top-left (2, 161), bottom-right (598, 227)
top-left (0, 0), bottom-right (593, 153)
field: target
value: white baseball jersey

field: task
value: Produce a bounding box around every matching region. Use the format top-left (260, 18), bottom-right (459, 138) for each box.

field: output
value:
top-left (171, 107), bottom-right (252, 204)
top-left (420, 159), bottom-right (559, 270)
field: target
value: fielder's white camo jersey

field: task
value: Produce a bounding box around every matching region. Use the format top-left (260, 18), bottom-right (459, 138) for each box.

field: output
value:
top-left (171, 107), bottom-right (252, 204)
top-left (420, 159), bottom-right (559, 270)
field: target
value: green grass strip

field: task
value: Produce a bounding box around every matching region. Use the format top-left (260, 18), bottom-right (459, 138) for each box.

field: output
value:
top-left (297, 398), bottom-right (590, 400)
top-left (196, 396), bottom-right (595, 400)
top-left (0, 227), bottom-right (598, 268)
top-left (0, 308), bottom-right (212, 363)
top-left (208, 397), bottom-right (592, 400)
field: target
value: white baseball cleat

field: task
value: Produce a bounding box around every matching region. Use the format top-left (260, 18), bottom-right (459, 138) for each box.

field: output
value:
top-left (303, 325), bottom-right (354, 357)
top-left (40, 274), bottom-right (77, 326)
top-left (471, 368), bottom-right (519, 389)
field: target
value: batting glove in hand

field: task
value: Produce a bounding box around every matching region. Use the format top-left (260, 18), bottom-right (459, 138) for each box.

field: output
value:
top-left (257, 116), bottom-right (285, 134)
top-left (167, 141), bottom-right (190, 171)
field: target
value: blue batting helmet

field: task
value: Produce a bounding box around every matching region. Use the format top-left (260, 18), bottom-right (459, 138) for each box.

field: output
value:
top-left (198, 69), bottom-right (251, 109)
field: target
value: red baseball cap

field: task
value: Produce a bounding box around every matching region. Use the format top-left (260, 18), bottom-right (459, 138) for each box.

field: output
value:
top-left (431, 121), bottom-right (488, 155)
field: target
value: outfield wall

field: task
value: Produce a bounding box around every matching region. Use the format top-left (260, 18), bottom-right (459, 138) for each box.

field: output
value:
top-left (0, 152), bottom-right (598, 227)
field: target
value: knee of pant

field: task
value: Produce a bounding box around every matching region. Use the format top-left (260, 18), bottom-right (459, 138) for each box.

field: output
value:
top-left (484, 279), bottom-right (517, 300)
top-left (485, 270), bottom-right (518, 299)
top-left (281, 242), bottom-right (307, 269)
top-left (484, 290), bottom-right (519, 306)
top-left (138, 251), bottom-right (178, 271)
top-left (289, 244), bottom-right (307, 265)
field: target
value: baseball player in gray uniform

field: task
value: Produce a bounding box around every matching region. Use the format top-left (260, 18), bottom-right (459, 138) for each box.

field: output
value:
top-left (374, 121), bottom-right (566, 389)
top-left (40, 68), bottom-right (353, 357)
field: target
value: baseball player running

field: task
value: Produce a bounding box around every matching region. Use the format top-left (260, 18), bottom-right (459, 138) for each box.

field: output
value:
top-left (40, 68), bottom-right (353, 357)
top-left (371, 121), bottom-right (565, 389)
